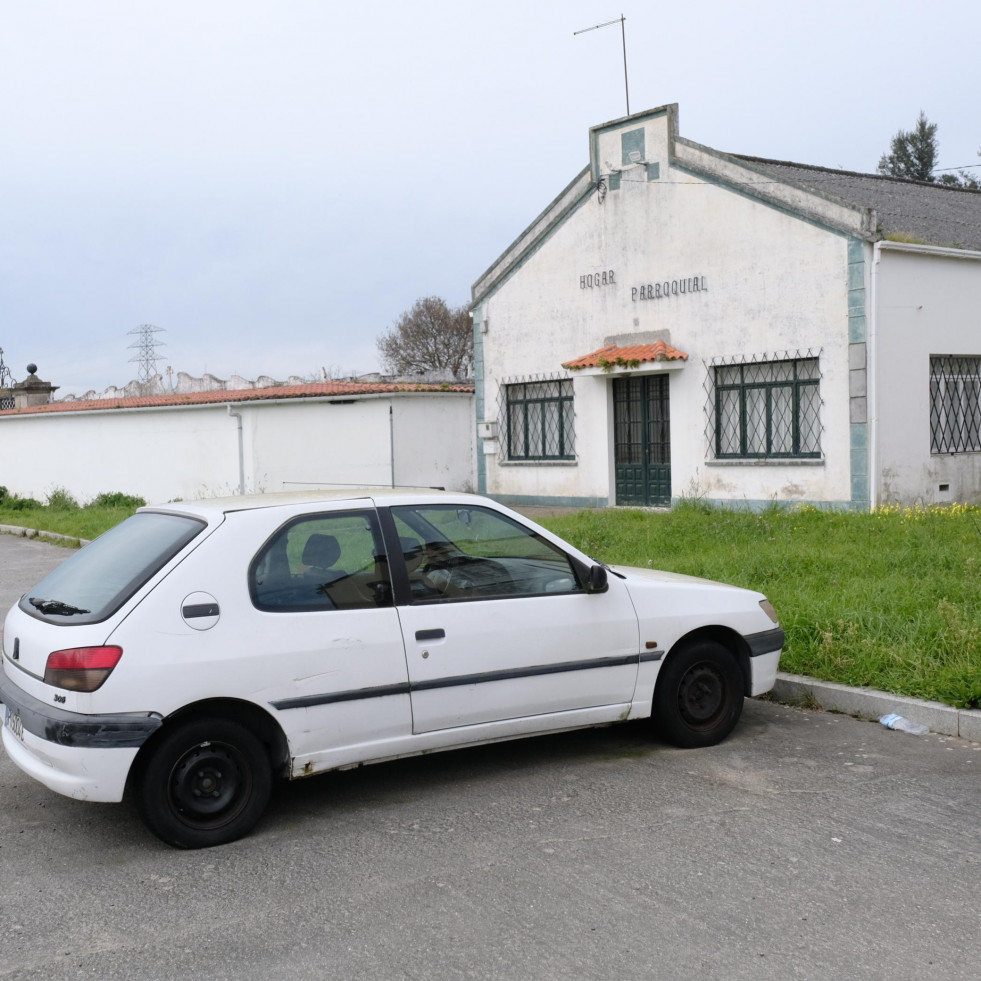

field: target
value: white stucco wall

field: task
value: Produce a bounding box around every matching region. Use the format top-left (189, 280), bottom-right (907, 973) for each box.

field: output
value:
top-left (0, 393), bottom-right (474, 505)
top-left (873, 244), bottom-right (981, 505)
top-left (475, 108), bottom-right (855, 508)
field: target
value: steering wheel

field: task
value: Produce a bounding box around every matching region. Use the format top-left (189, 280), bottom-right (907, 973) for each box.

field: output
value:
top-left (420, 555), bottom-right (511, 597)
top-left (420, 553), bottom-right (470, 595)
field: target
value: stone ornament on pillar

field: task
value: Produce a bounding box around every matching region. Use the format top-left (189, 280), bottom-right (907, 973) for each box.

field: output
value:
top-left (12, 364), bottom-right (59, 409)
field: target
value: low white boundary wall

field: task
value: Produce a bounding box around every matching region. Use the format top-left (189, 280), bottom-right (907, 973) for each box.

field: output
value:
top-left (0, 391), bottom-right (475, 505)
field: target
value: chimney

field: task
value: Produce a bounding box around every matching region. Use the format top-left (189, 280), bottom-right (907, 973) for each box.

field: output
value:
top-left (12, 364), bottom-right (59, 408)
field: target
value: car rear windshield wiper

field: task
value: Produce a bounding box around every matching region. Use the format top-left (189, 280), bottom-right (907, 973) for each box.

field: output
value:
top-left (28, 597), bottom-right (91, 616)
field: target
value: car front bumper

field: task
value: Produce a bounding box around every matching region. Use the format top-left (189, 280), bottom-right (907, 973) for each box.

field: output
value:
top-left (746, 627), bottom-right (785, 697)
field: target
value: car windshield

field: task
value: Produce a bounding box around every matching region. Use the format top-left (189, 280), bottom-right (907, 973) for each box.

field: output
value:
top-left (20, 511), bottom-right (206, 625)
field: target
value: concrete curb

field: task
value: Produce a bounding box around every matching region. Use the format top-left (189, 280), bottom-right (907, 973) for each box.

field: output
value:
top-left (0, 524), bottom-right (90, 547)
top-left (771, 672), bottom-right (981, 741)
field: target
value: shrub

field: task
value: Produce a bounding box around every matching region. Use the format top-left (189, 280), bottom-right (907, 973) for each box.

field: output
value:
top-left (6, 496), bottom-right (43, 511)
top-left (89, 492), bottom-right (147, 509)
top-left (46, 487), bottom-right (80, 510)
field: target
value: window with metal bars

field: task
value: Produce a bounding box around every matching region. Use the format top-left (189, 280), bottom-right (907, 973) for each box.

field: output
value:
top-left (714, 358), bottom-right (821, 459)
top-left (931, 356), bottom-right (981, 453)
top-left (503, 379), bottom-right (575, 461)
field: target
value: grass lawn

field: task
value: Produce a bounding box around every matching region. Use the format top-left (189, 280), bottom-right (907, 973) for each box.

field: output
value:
top-left (541, 502), bottom-right (981, 711)
top-left (2, 496), bottom-right (978, 709)
top-left (0, 489), bottom-right (147, 544)
top-left (0, 506), bottom-right (137, 544)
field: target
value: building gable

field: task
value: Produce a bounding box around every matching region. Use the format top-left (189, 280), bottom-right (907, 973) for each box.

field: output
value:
top-left (473, 104), bottom-right (877, 310)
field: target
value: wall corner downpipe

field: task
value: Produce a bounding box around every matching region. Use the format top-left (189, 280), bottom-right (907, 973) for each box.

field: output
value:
top-left (389, 402), bottom-right (395, 488)
top-left (227, 405), bottom-right (245, 495)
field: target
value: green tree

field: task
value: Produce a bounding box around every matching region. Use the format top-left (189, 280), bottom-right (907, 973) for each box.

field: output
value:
top-left (377, 296), bottom-right (474, 378)
top-left (877, 111), bottom-right (938, 181)
top-left (878, 112), bottom-right (980, 188)
top-left (935, 148), bottom-right (981, 189)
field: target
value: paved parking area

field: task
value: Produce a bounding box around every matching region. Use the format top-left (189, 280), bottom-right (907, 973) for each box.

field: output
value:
top-left (0, 532), bottom-right (71, 614)
top-left (1, 533), bottom-right (979, 980)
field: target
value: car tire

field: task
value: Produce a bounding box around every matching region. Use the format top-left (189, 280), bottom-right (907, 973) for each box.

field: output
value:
top-left (137, 717), bottom-right (272, 849)
top-left (652, 641), bottom-right (744, 748)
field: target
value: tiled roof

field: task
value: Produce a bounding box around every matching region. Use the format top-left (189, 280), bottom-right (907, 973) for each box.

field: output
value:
top-left (0, 380), bottom-right (474, 417)
top-left (562, 341), bottom-right (689, 370)
top-left (737, 157), bottom-right (981, 251)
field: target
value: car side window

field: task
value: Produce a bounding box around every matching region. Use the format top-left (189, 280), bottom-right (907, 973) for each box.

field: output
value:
top-left (250, 509), bottom-right (392, 612)
top-left (390, 505), bottom-right (579, 602)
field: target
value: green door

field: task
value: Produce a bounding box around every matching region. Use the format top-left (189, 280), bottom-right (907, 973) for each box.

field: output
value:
top-left (613, 375), bottom-right (671, 506)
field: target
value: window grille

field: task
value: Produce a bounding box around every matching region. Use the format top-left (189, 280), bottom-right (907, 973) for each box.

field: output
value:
top-left (500, 377), bottom-right (575, 461)
top-left (931, 356), bottom-right (981, 453)
top-left (705, 353), bottom-right (822, 459)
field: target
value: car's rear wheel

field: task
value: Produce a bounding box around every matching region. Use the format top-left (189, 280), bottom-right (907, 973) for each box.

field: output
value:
top-left (652, 641), bottom-right (744, 748)
top-left (137, 717), bottom-right (272, 849)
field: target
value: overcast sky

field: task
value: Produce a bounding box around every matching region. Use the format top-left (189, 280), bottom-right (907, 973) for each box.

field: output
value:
top-left (3, 0), bottom-right (979, 395)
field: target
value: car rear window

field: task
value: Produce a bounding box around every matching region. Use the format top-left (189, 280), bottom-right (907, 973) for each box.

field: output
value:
top-left (20, 511), bottom-right (206, 625)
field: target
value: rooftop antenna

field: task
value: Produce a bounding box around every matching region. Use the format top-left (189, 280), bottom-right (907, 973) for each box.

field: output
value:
top-left (574, 14), bottom-right (630, 116)
top-left (127, 324), bottom-right (166, 384)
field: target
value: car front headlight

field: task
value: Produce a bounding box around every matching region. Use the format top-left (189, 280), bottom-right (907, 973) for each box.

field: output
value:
top-left (759, 599), bottom-right (779, 624)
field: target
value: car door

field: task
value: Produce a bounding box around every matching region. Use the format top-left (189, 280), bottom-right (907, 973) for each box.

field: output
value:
top-left (385, 503), bottom-right (640, 734)
top-left (244, 506), bottom-right (412, 770)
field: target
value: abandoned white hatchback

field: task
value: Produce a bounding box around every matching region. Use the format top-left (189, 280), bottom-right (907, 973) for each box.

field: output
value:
top-left (1, 491), bottom-right (783, 848)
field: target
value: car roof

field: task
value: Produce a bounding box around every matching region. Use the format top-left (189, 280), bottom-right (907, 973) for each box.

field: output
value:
top-left (140, 487), bottom-right (484, 519)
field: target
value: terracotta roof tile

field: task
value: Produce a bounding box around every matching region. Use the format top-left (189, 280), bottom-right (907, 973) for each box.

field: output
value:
top-left (0, 380), bottom-right (474, 417)
top-left (562, 341), bottom-right (688, 370)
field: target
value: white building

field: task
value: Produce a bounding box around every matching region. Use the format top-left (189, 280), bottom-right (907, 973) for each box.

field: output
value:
top-left (0, 380), bottom-right (474, 504)
top-left (471, 104), bottom-right (981, 509)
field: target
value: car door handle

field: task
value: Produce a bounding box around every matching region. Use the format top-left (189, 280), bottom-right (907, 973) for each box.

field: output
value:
top-left (415, 628), bottom-right (445, 641)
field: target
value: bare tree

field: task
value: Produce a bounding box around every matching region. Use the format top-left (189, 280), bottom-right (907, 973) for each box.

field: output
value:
top-left (377, 296), bottom-right (473, 379)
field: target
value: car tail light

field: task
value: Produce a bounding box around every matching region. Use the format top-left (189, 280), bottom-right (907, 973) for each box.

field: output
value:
top-left (44, 646), bottom-right (123, 692)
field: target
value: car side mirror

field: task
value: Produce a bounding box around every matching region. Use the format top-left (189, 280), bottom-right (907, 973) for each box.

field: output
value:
top-left (584, 563), bottom-right (608, 593)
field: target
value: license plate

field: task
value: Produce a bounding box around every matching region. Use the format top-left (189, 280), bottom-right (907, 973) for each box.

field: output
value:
top-left (4, 704), bottom-right (24, 741)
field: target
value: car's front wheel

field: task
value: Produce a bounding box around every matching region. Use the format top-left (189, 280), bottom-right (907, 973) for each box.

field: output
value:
top-left (137, 717), bottom-right (272, 848)
top-left (652, 641), bottom-right (744, 748)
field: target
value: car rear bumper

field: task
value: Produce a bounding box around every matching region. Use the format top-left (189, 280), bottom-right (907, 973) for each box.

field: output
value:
top-left (1, 724), bottom-right (139, 801)
top-left (0, 670), bottom-right (162, 802)
top-left (0, 670), bottom-right (163, 748)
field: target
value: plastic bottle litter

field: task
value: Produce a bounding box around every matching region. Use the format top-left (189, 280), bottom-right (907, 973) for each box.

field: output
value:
top-left (878, 713), bottom-right (929, 735)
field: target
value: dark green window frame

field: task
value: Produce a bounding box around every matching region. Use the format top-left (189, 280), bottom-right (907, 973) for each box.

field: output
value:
top-left (714, 358), bottom-right (821, 459)
top-left (504, 379), bottom-right (575, 461)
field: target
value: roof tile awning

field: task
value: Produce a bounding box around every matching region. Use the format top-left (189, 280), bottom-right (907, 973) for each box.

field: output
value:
top-left (562, 341), bottom-right (688, 372)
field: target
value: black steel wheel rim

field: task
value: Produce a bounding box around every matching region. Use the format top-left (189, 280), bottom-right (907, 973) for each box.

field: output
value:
top-left (168, 741), bottom-right (253, 829)
top-left (677, 663), bottom-right (727, 729)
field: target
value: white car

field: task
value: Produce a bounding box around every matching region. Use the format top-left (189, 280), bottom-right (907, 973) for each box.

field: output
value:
top-left (1, 491), bottom-right (783, 848)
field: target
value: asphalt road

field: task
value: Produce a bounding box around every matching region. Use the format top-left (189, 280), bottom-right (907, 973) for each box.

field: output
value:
top-left (1, 535), bottom-right (979, 980)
